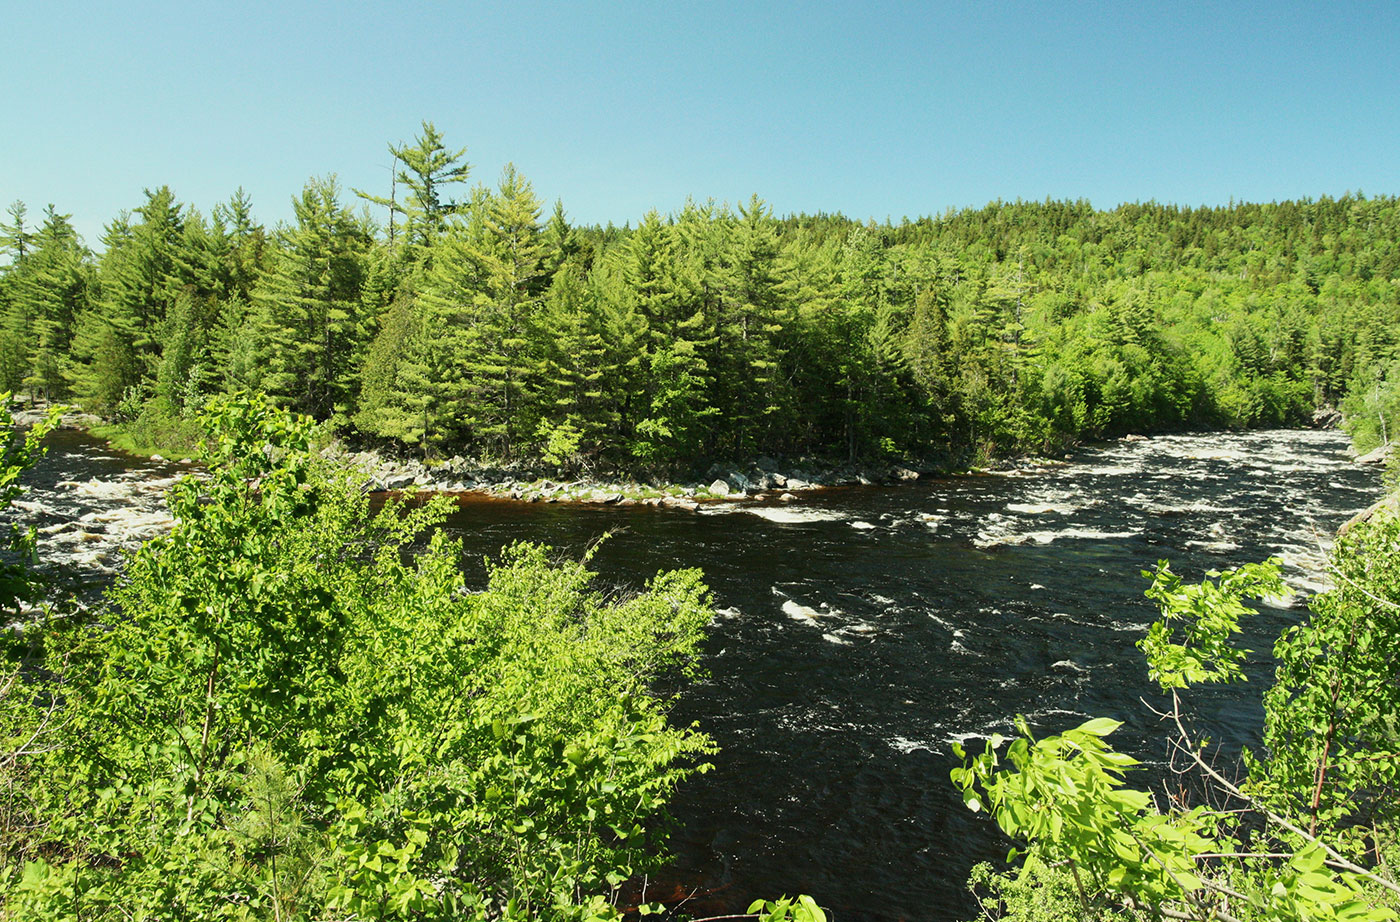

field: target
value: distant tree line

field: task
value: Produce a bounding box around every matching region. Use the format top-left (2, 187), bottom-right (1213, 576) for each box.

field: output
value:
top-left (3, 122), bottom-right (1398, 469)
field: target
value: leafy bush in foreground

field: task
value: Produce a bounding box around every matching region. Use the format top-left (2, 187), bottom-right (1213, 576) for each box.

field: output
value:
top-left (0, 394), bottom-right (714, 920)
top-left (954, 550), bottom-right (1400, 921)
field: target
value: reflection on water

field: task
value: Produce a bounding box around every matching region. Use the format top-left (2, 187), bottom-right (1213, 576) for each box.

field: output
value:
top-left (8, 428), bottom-right (1383, 921)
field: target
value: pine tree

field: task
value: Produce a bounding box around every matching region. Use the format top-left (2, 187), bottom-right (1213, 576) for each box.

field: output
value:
top-left (714, 195), bottom-right (789, 452)
top-left (356, 121), bottom-right (471, 270)
top-left (414, 165), bottom-right (548, 457)
top-left (252, 176), bottom-right (374, 423)
top-left (14, 206), bottom-right (93, 400)
top-left (68, 188), bottom-right (191, 410)
top-left (0, 201), bottom-right (33, 263)
top-left (354, 295), bottom-right (427, 444)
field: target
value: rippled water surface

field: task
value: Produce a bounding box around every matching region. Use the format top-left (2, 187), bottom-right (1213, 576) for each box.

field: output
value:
top-left (10, 428), bottom-right (1384, 921)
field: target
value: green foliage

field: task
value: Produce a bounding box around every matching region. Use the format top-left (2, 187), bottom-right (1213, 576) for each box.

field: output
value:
top-left (1252, 515), bottom-right (1400, 835)
top-left (953, 557), bottom-right (1400, 922)
top-left (1140, 558), bottom-right (1285, 689)
top-left (538, 416), bottom-right (584, 468)
top-left (1342, 360), bottom-right (1400, 456)
top-left (252, 176), bottom-right (374, 425)
top-left (0, 396), bottom-right (60, 614)
top-left (1, 394), bottom-right (714, 920)
top-left (9, 151), bottom-right (1400, 471)
top-left (743, 894), bottom-right (828, 922)
top-left (965, 855), bottom-right (1115, 922)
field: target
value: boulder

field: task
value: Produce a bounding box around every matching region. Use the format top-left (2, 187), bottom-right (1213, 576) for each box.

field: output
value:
top-left (382, 472), bottom-right (416, 490)
top-left (1311, 407), bottom-right (1343, 429)
top-left (708, 479), bottom-right (731, 495)
top-left (1357, 444), bottom-right (1392, 464)
top-left (1338, 493), bottom-right (1400, 536)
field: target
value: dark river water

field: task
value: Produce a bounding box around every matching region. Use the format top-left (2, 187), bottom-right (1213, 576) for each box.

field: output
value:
top-left (9, 428), bottom-right (1384, 922)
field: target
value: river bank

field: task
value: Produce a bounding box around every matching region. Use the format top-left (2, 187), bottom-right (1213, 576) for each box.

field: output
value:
top-left (10, 400), bottom-right (1021, 509)
top-left (11, 400), bottom-right (1368, 518)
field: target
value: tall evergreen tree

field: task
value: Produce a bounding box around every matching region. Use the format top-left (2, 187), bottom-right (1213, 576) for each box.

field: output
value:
top-left (252, 176), bottom-right (373, 423)
top-left (68, 188), bottom-right (191, 410)
top-left (357, 121), bottom-right (471, 270)
top-left (14, 207), bottom-right (92, 399)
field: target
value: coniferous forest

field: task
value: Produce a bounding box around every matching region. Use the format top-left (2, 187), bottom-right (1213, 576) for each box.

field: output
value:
top-left (4, 122), bottom-right (1400, 471)
top-left (5, 123), bottom-right (1400, 922)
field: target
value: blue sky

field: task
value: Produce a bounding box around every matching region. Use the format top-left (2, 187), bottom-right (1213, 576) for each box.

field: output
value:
top-left (5, 1), bottom-right (1398, 247)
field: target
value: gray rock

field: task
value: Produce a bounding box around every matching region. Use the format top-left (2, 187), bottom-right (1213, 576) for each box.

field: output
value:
top-left (778, 492), bottom-right (797, 502)
top-left (1338, 493), bottom-right (1400, 535)
top-left (708, 479), bottom-right (730, 495)
top-left (1358, 444), bottom-right (1392, 464)
top-left (1312, 407), bottom-right (1343, 429)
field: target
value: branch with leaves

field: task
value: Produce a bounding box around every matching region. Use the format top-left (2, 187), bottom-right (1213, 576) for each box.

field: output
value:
top-left (953, 556), bottom-right (1400, 922)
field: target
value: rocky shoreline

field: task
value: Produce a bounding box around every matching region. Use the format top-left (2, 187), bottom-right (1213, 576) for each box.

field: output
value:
top-left (14, 403), bottom-right (968, 510)
top-left (325, 444), bottom-right (948, 510)
top-left (13, 402), bottom-right (1364, 518)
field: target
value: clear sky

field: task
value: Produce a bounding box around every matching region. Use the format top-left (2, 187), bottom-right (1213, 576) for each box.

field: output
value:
top-left (5, 0), bottom-right (1399, 248)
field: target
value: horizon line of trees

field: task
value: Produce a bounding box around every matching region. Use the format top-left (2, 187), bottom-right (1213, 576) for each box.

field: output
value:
top-left (4, 121), bottom-right (1399, 471)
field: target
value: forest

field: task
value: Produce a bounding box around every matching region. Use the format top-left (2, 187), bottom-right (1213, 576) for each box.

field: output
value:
top-left (4, 122), bottom-right (1400, 471)
top-left (3, 123), bottom-right (1400, 921)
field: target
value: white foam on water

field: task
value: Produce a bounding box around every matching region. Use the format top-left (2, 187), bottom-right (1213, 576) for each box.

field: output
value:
top-left (975, 528), bottom-right (1139, 548)
top-left (744, 507), bottom-right (848, 524)
top-left (781, 599), bottom-right (821, 622)
top-left (1006, 502), bottom-right (1077, 515)
top-left (1024, 707), bottom-right (1094, 723)
top-left (822, 632), bottom-right (853, 645)
top-left (1078, 464), bottom-right (1141, 476)
top-left (889, 736), bottom-right (934, 754)
top-left (849, 520), bottom-right (876, 530)
top-left (1184, 540), bottom-right (1241, 552)
top-left (926, 612), bottom-right (955, 632)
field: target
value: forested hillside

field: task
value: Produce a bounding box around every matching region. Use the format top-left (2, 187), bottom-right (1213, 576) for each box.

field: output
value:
top-left (4, 123), bottom-right (1398, 469)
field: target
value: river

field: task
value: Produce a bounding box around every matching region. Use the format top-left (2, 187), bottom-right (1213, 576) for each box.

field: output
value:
top-left (7, 427), bottom-right (1384, 921)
